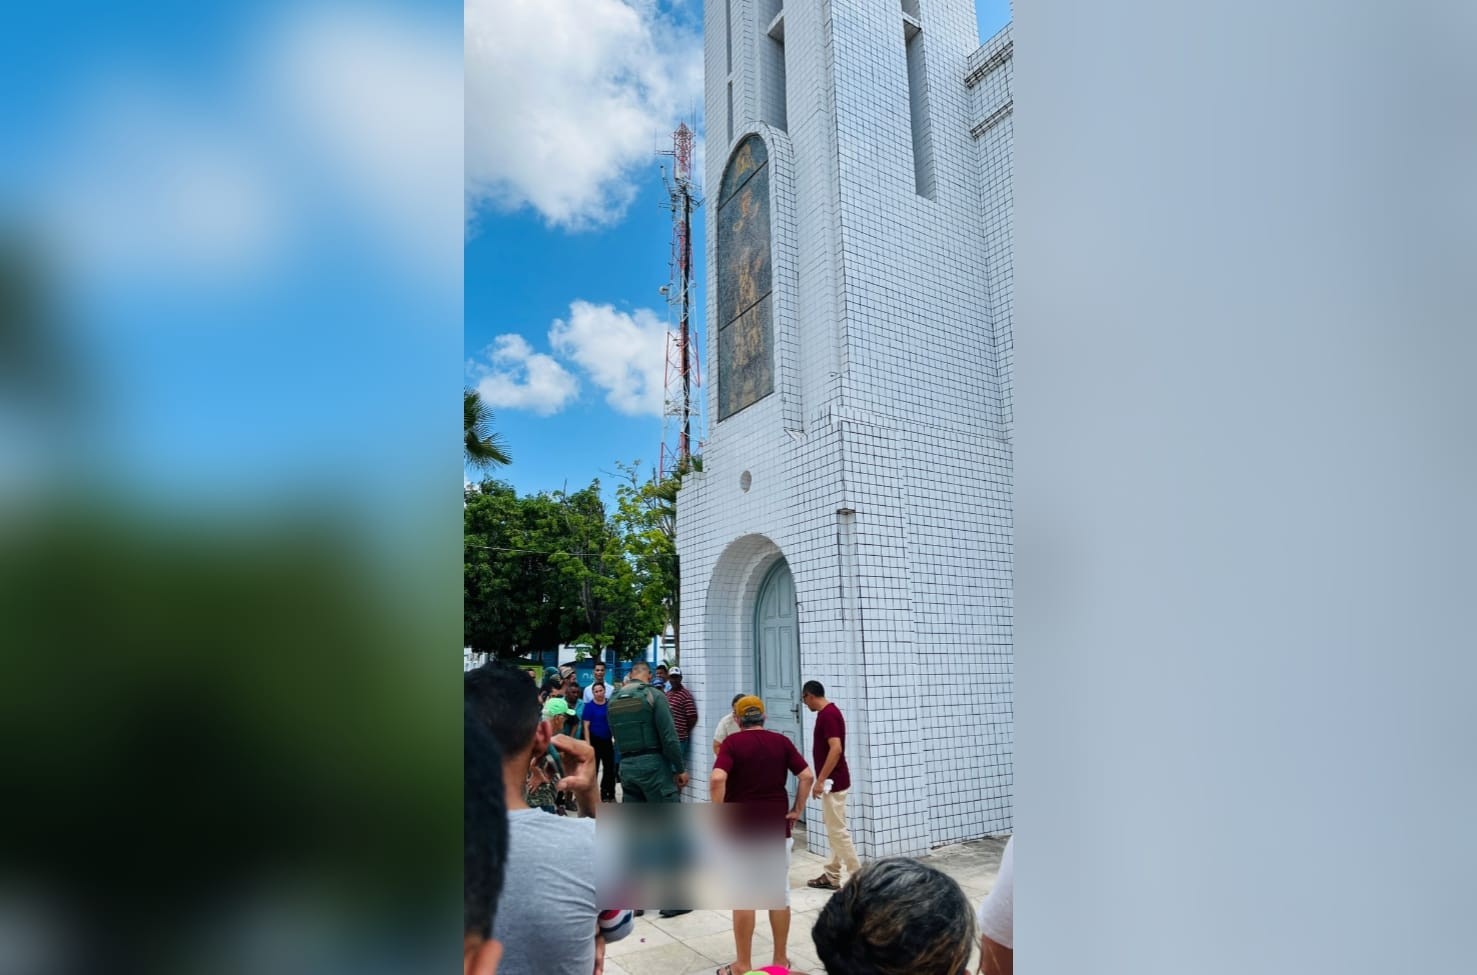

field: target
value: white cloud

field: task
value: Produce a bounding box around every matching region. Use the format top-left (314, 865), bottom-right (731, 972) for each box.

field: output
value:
top-left (550, 301), bottom-right (669, 416)
top-left (46, 87), bottom-right (283, 284)
top-left (465, 0), bottom-right (702, 230)
top-left (267, 7), bottom-right (462, 287)
top-left (41, 6), bottom-right (462, 297)
top-left (473, 334), bottom-right (581, 416)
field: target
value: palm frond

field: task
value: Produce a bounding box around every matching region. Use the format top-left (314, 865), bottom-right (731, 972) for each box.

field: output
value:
top-left (464, 388), bottom-right (511, 469)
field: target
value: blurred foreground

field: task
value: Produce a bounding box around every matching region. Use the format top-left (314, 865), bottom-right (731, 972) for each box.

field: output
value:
top-left (0, 2), bottom-right (462, 972)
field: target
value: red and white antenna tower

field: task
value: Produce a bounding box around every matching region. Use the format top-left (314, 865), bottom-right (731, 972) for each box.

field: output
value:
top-left (658, 122), bottom-right (704, 481)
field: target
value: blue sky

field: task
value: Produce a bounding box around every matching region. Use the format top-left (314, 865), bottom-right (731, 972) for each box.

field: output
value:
top-left (1, 0), bottom-right (1007, 510)
top-left (466, 0), bottom-right (1012, 500)
top-left (3, 1), bottom-right (463, 509)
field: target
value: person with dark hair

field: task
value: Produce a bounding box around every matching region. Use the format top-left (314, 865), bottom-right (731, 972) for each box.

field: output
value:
top-left (801, 680), bottom-right (859, 891)
top-left (560, 678), bottom-right (585, 739)
top-left (538, 672), bottom-right (562, 707)
top-left (711, 695), bottom-right (813, 975)
top-left (465, 661), bottom-right (629, 975)
top-left (582, 660), bottom-right (615, 704)
top-left (608, 660), bottom-right (688, 803)
top-left (713, 693), bottom-right (745, 757)
top-left (465, 704), bottom-right (507, 975)
top-left (582, 680), bottom-right (618, 803)
top-left (665, 667), bottom-right (699, 760)
top-left (609, 659), bottom-right (693, 918)
top-left (811, 857), bottom-right (976, 975)
top-left (652, 662), bottom-right (670, 692)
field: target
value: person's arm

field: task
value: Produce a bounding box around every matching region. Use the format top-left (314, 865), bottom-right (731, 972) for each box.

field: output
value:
top-left (550, 733), bottom-right (600, 818)
top-left (711, 741), bottom-right (733, 804)
top-left (650, 691), bottom-right (688, 782)
top-left (979, 935), bottom-right (1012, 975)
top-left (785, 739), bottom-right (813, 822)
top-left (813, 737), bottom-right (843, 797)
top-left (583, 719), bottom-right (592, 741)
top-left (791, 767), bottom-right (815, 823)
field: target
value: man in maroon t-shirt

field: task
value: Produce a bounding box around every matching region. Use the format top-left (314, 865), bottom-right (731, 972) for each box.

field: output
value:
top-left (802, 680), bottom-right (861, 891)
top-left (711, 694), bottom-right (813, 975)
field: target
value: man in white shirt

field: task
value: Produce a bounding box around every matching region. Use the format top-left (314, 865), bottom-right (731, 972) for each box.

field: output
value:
top-left (712, 693), bottom-right (745, 756)
top-left (582, 660), bottom-right (616, 704)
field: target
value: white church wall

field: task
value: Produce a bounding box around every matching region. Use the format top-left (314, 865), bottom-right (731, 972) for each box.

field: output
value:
top-left (681, 1), bottom-right (1015, 857)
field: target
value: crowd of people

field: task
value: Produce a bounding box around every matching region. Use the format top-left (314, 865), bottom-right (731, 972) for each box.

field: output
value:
top-left (465, 657), bottom-right (1014, 975)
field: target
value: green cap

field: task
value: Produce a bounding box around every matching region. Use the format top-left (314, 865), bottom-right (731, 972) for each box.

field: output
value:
top-left (543, 698), bottom-right (573, 719)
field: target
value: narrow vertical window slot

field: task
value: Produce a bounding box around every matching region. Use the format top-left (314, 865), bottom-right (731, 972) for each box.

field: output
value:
top-left (905, 21), bottom-right (935, 198)
top-left (725, 0), bottom-right (734, 75)
top-left (760, 2), bottom-right (787, 132)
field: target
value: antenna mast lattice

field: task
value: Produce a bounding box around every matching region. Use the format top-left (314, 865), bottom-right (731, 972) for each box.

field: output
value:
top-left (658, 122), bottom-right (704, 481)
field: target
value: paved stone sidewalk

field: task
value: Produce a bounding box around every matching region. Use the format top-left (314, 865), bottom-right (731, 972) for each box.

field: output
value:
top-left (604, 830), bottom-right (1009, 975)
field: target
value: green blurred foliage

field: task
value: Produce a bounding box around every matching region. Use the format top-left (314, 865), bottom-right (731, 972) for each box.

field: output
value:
top-left (0, 496), bottom-right (459, 973)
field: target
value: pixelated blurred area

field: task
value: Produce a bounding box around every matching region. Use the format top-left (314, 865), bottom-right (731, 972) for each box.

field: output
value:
top-left (597, 804), bottom-right (795, 913)
top-left (0, 2), bottom-right (462, 972)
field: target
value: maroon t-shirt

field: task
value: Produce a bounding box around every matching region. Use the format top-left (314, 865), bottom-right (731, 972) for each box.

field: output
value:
top-left (812, 703), bottom-right (851, 793)
top-left (714, 729), bottom-right (808, 837)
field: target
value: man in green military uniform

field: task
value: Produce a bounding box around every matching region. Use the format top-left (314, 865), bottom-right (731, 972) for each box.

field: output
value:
top-left (608, 661), bottom-right (689, 803)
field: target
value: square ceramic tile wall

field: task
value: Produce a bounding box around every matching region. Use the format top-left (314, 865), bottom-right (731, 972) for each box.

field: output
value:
top-left (682, 3), bottom-right (1013, 857)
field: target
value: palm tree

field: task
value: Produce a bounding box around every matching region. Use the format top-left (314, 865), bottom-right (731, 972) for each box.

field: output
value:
top-left (464, 388), bottom-right (511, 471)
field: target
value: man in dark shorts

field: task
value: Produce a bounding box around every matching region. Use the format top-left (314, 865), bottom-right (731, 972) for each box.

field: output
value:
top-left (710, 695), bottom-right (814, 975)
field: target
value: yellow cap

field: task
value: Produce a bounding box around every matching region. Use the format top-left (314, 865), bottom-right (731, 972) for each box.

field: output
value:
top-left (733, 695), bottom-right (765, 721)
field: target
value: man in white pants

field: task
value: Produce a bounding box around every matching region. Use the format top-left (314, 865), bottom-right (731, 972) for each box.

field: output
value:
top-left (802, 680), bottom-right (861, 890)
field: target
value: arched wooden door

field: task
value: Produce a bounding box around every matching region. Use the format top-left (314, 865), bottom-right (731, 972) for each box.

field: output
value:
top-left (754, 559), bottom-right (802, 802)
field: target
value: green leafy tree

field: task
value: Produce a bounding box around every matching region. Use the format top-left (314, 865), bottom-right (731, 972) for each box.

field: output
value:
top-left (613, 456), bottom-right (700, 664)
top-left (463, 478), bottom-right (665, 660)
top-left (463, 388), bottom-right (511, 471)
top-left (463, 481), bottom-right (563, 656)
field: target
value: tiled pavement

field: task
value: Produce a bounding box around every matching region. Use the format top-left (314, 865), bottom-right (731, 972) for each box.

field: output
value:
top-left (604, 828), bottom-right (1009, 975)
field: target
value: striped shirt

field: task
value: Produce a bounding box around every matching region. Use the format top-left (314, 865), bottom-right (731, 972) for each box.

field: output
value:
top-left (666, 685), bottom-right (698, 740)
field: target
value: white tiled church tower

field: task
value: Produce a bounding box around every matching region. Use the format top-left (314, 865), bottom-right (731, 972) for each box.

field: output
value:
top-left (678, 0), bottom-right (1014, 858)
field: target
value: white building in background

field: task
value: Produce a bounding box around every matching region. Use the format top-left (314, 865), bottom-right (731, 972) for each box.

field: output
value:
top-left (677, 1), bottom-right (1013, 859)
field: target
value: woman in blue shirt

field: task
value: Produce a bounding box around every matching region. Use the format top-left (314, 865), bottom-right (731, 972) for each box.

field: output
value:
top-left (582, 680), bottom-right (618, 803)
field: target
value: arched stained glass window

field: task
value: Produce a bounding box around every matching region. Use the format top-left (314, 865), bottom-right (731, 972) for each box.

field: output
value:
top-left (716, 135), bottom-right (775, 420)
